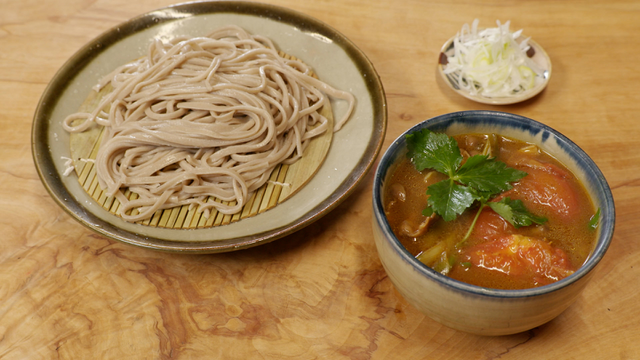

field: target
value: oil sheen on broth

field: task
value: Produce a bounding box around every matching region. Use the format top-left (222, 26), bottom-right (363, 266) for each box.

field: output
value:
top-left (384, 133), bottom-right (597, 290)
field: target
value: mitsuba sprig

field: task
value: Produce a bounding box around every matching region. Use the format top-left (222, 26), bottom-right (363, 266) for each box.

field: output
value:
top-left (405, 128), bottom-right (547, 242)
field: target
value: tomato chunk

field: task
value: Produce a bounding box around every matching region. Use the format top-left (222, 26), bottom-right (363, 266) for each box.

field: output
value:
top-left (471, 208), bottom-right (515, 241)
top-left (502, 157), bottom-right (580, 221)
top-left (459, 234), bottom-right (575, 286)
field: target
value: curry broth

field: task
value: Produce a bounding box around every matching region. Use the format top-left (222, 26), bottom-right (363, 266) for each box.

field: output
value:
top-left (384, 133), bottom-right (597, 289)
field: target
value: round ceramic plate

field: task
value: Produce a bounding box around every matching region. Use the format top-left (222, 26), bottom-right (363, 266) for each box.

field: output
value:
top-left (437, 34), bottom-right (551, 105)
top-left (32, 1), bottom-right (387, 253)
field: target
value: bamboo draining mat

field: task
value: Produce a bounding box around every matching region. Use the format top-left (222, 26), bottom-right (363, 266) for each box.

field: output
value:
top-left (68, 54), bottom-right (333, 229)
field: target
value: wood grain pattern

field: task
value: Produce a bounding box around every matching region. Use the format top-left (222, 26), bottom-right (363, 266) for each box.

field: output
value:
top-left (2, 0), bottom-right (640, 358)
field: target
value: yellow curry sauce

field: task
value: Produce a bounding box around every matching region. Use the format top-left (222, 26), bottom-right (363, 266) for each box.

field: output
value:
top-left (384, 134), bottom-right (597, 290)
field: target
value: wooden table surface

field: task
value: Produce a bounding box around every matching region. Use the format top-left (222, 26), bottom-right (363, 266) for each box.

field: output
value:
top-left (2, 0), bottom-right (638, 358)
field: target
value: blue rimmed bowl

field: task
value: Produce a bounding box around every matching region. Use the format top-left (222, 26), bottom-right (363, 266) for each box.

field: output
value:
top-left (371, 110), bottom-right (614, 335)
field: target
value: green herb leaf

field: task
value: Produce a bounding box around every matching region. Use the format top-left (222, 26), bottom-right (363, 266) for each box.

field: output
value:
top-left (406, 129), bottom-right (462, 175)
top-left (487, 197), bottom-right (548, 228)
top-left (455, 155), bottom-right (528, 193)
top-left (422, 206), bottom-right (434, 217)
top-left (426, 179), bottom-right (478, 221)
top-left (405, 128), bottom-right (547, 247)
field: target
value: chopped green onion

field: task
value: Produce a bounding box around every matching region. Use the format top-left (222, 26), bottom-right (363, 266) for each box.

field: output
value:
top-left (443, 19), bottom-right (544, 97)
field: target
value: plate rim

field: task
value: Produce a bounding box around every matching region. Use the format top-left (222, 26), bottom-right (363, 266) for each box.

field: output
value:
top-left (31, 0), bottom-right (387, 253)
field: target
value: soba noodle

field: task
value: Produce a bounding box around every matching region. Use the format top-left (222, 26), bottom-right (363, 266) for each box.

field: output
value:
top-left (63, 25), bottom-right (355, 223)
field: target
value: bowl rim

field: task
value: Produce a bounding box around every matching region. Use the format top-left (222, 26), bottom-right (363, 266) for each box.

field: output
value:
top-left (373, 110), bottom-right (615, 298)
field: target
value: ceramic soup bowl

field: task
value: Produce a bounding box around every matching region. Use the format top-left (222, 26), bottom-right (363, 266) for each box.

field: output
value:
top-left (371, 110), bottom-right (614, 335)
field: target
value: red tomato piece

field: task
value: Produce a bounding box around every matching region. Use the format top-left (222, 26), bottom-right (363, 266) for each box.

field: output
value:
top-left (502, 157), bottom-right (580, 221)
top-left (471, 208), bottom-right (515, 241)
top-left (459, 235), bottom-right (575, 286)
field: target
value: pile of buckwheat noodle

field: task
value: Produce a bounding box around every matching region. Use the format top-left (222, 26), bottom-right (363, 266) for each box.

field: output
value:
top-left (63, 25), bottom-right (355, 223)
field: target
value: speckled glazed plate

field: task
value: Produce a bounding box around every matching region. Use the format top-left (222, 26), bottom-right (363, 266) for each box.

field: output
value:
top-left (438, 35), bottom-right (551, 105)
top-left (32, 1), bottom-right (387, 253)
